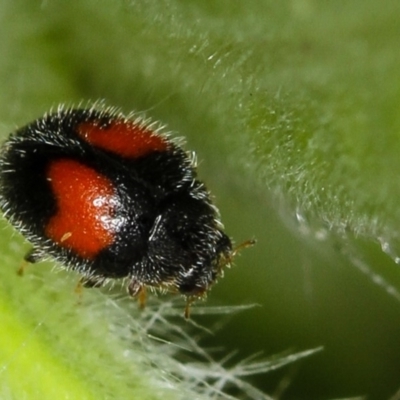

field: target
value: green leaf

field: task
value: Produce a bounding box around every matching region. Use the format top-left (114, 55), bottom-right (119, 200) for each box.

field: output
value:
top-left (1, 0), bottom-right (400, 398)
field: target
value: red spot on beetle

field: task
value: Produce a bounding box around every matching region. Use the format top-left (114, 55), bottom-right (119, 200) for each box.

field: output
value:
top-left (77, 120), bottom-right (168, 158)
top-left (45, 158), bottom-right (118, 259)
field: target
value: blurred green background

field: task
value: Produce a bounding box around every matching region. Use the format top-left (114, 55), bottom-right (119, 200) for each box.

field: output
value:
top-left (1, 0), bottom-right (400, 399)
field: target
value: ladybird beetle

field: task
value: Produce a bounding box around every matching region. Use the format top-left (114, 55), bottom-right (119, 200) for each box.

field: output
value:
top-left (0, 105), bottom-right (253, 316)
